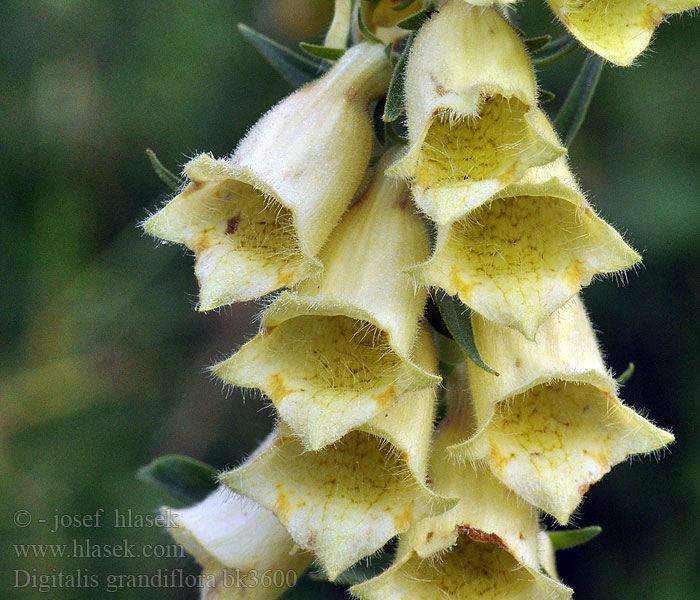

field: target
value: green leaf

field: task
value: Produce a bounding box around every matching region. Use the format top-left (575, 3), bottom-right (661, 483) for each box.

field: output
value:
top-left (397, 2), bottom-right (436, 30)
top-left (434, 291), bottom-right (498, 375)
top-left (616, 362), bottom-right (635, 385)
top-left (524, 35), bottom-right (551, 53)
top-left (531, 34), bottom-right (578, 67)
top-left (238, 23), bottom-right (321, 88)
top-left (357, 4), bottom-right (383, 44)
top-left (538, 89), bottom-right (556, 104)
top-left (548, 526), bottom-right (602, 550)
top-left (385, 120), bottom-right (408, 144)
top-left (383, 32), bottom-right (415, 122)
top-left (554, 53), bottom-right (605, 147)
top-left (299, 42), bottom-right (346, 62)
top-left (145, 149), bottom-right (181, 192)
top-left (137, 455), bottom-right (218, 504)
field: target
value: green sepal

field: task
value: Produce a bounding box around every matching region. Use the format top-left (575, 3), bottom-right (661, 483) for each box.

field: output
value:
top-left (547, 526), bottom-right (602, 550)
top-left (524, 35), bottom-right (552, 53)
top-left (538, 89), bottom-right (556, 103)
top-left (357, 4), bottom-right (384, 44)
top-left (436, 331), bottom-right (465, 375)
top-left (385, 120), bottom-right (408, 144)
top-left (434, 291), bottom-right (498, 375)
top-left (145, 149), bottom-right (181, 192)
top-left (383, 32), bottom-right (415, 122)
top-left (299, 42), bottom-right (346, 62)
top-left (238, 23), bottom-right (321, 88)
top-left (397, 2), bottom-right (436, 30)
top-left (554, 53), bottom-right (605, 147)
top-left (531, 34), bottom-right (578, 67)
top-left (616, 362), bottom-right (635, 385)
top-left (137, 454), bottom-right (218, 504)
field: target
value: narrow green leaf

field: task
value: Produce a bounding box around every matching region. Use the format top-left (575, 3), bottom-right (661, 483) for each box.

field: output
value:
top-left (145, 149), bottom-right (181, 192)
top-left (554, 53), bottom-right (604, 147)
top-left (238, 23), bottom-right (321, 88)
top-left (538, 89), bottom-right (556, 104)
top-left (616, 362), bottom-right (635, 385)
top-left (548, 526), bottom-right (602, 550)
top-left (531, 34), bottom-right (578, 67)
top-left (397, 2), bottom-right (436, 30)
top-left (383, 32), bottom-right (415, 122)
top-left (524, 35), bottom-right (551, 53)
top-left (434, 292), bottom-right (498, 375)
top-left (299, 42), bottom-right (345, 62)
top-left (137, 455), bottom-right (218, 504)
top-left (357, 4), bottom-right (383, 44)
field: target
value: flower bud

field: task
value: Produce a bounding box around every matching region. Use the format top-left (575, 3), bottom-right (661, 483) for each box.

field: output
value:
top-left (143, 42), bottom-right (391, 310)
top-left (163, 486), bottom-right (311, 600)
top-left (221, 385), bottom-right (456, 580)
top-left (410, 110), bottom-right (640, 340)
top-left (390, 0), bottom-right (564, 226)
top-left (449, 296), bottom-right (674, 524)
top-left (546, 0), bottom-right (700, 66)
top-left (351, 379), bottom-right (572, 600)
top-left (214, 156), bottom-right (440, 450)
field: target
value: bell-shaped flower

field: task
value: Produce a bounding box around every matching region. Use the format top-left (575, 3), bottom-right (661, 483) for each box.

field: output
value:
top-left (214, 155), bottom-right (440, 450)
top-left (163, 486), bottom-right (312, 600)
top-left (351, 380), bottom-right (572, 600)
top-left (143, 42), bottom-right (391, 310)
top-left (410, 111), bottom-right (640, 340)
top-left (448, 296), bottom-right (674, 524)
top-left (221, 385), bottom-right (456, 580)
top-left (389, 0), bottom-right (565, 226)
top-left (546, 0), bottom-right (700, 66)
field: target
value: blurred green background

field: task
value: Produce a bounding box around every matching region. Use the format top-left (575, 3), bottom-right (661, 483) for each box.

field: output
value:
top-left (2, 1), bottom-right (698, 598)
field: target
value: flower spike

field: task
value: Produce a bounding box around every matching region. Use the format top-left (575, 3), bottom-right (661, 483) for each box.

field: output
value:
top-left (143, 42), bottom-right (391, 309)
top-left (222, 385), bottom-right (456, 580)
top-left (163, 486), bottom-right (312, 600)
top-left (546, 0), bottom-right (700, 66)
top-left (214, 154), bottom-right (439, 450)
top-left (411, 109), bottom-right (641, 339)
top-left (448, 297), bottom-right (675, 524)
top-left (390, 0), bottom-right (565, 226)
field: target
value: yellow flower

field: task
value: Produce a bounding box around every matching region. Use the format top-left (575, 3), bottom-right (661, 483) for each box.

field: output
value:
top-left (143, 42), bottom-right (391, 310)
top-left (448, 296), bottom-right (674, 524)
top-left (222, 385), bottom-right (456, 580)
top-left (390, 0), bottom-right (564, 226)
top-left (546, 0), bottom-right (700, 66)
top-left (351, 377), bottom-right (572, 600)
top-left (213, 156), bottom-right (439, 450)
top-left (163, 486), bottom-right (311, 600)
top-left (359, 0), bottom-right (424, 44)
top-left (410, 109), bottom-right (640, 340)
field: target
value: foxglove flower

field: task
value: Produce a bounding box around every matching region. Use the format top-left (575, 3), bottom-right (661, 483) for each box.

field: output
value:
top-left (222, 385), bottom-right (456, 579)
top-left (351, 374), bottom-right (572, 600)
top-left (144, 42), bottom-right (391, 309)
top-left (449, 296), bottom-right (674, 524)
top-left (546, 0), bottom-right (700, 66)
top-left (410, 110), bottom-right (640, 339)
top-left (163, 486), bottom-right (311, 600)
top-left (390, 0), bottom-right (564, 226)
top-left (214, 157), bottom-right (439, 449)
